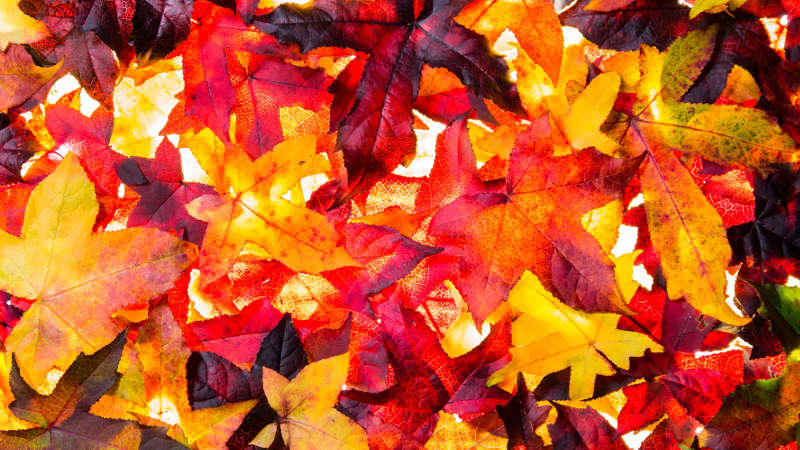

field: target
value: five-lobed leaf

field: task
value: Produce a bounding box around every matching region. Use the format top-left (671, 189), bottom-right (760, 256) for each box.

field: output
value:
top-left (252, 352), bottom-right (368, 449)
top-left (186, 134), bottom-right (358, 286)
top-left (0, 154), bottom-right (197, 394)
top-left (488, 271), bottom-right (663, 400)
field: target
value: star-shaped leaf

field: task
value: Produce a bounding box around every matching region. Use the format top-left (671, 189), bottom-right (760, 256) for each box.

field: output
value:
top-left (0, 154), bottom-right (196, 393)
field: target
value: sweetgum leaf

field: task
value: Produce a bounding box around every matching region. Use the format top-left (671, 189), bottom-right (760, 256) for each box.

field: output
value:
top-left (19, 0), bottom-right (125, 108)
top-left (488, 271), bottom-right (662, 400)
top-left (256, 0), bottom-right (521, 202)
top-left (430, 115), bottom-right (642, 324)
top-left (0, 114), bottom-right (41, 184)
top-left (1, 332), bottom-right (150, 448)
top-left (253, 352), bottom-right (368, 449)
top-left (133, 0), bottom-right (194, 65)
top-left (561, 0), bottom-right (691, 51)
top-left (496, 373), bottom-right (551, 449)
top-left (0, 44), bottom-right (61, 113)
top-left (187, 351), bottom-right (262, 409)
top-left (0, 154), bottom-right (196, 394)
top-left (117, 138), bottom-right (215, 245)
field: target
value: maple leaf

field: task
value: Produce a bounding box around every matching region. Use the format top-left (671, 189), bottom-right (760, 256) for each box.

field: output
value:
top-left (0, 114), bottom-right (41, 184)
top-left (187, 350), bottom-right (262, 409)
top-left (185, 133), bottom-right (357, 285)
top-left (44, 104), bottom-right (124, 196)
top-left (610, 28), bottom-right (799, 325)
top-left (561, 0), bottom-right (691, 51)
top-left (117, 138), bottom-right (216, 245)
top-left (488, 271), bottom-right (662, 400)
top-left (180, 4), bottom-right (307, 155)
top-left (617, 365), bottom-right (742, 445)
top-left (0, 44), bottom-right (61, 113)
top-left (225, 49), bottom-right (333, 158)
top-left (0, 332), bottom-right (150, 448)
top-left (90, 303), bottom-right (259, 448)
top-left (256, 0), bottom-right (522, 201)
top-left (250, 352), bottom-right (369, 449)
top-left (430, 115), bottom-right (641, 324)
top-left (341, 300), bottom-right (511, 442)
top-left (225, 313), bottom-right (310, 449)
top-left (0, 154), bottom-right (196, 394)
top-left (496, 373), bottom-right (551, 449)
top-left (133, 0), bottom-right (195, 65)
top-left (19, 0), bottom-right (126, 108)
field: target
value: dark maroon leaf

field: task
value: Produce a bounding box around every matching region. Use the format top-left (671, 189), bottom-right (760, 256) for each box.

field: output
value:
top-left (560, 0), bottom-right (691, 51)
top-left (254, 314), bottom-right (307, 379)
top-left (255, 0), bottom-right (521, 203)
top-left (186, 351), bottom-right (262, 409)
top-left (116, 138), bottom-right (214, 245)
top-left (19, 0), bottom-right (127, 107)
top-left (728, 168), bottom-right (800, 284)
top-left (0, 114), bottom-right (40, 184)
top-left (133, 0), bottom-right (194, 65)
top-left (496, 373), bottom-right (551, 449)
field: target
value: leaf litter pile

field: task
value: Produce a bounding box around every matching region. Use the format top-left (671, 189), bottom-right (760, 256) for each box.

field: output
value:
top-left (2, 0), bottom-right (800, 448)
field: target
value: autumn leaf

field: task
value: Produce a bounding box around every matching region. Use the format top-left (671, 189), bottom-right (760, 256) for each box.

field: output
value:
top-left (0, 44), bottom-right (61, 113)
top-left (0, 332), bottom-right (148, 448)
top-left (496, 373), bottom-right (551, 449)
top-left (90, 303), bottom-right (259, 448)
top-left (185, 134), bottom-right (357, 285)
top-left (117, 138), bottom-right (216, 245)
top-left (701, 362), bottom-right (800, 448)
top-left (251, 352), bottom-right (368, 449)
top-left (0, 154), bottom-right (196, 394)
top-left (18, 0), bottom-right (125, 108)
top-left (256, 0), bottom-right (522, 201)
top-left (0, 1), bottom-right (48, 50)
top-left (3, 0), bottom-right (800, 445)
top-left (133, 0), bottom-right (194, 65)
top-left (488, 271), bottom-right (662, 400)
top-left (430, 115), bottom-right (641, 324)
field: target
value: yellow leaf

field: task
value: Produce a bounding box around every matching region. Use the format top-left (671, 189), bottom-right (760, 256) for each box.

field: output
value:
top-left (257, 353), bottom-right (368, 449)
top-left (456, 0), bottom-right (563, 84)
top-left (563, 71), bottom-right (621, 154)
top-left (638, 140), bottom-right (749, 325)
top-left (633, 28), bottom-right (800, 168)
top-left (0, 2), bottom-right (48, 49)
top-left (425, 412), bottom-right (507, 450)
top-left (513, 46), bottom-right (619, 154)
top-left (185, 134), bottom-right (358, 285)
top-left (720, 65), bottom-right (760, 104)
top-left (0, 154), bottom-right (196, 393)
top-left (689, 0), bottom-right (747, 18)
top-left (488, 271), bottom-right (662, 400)
top-left (110, 71), bottom-right (183, 157)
